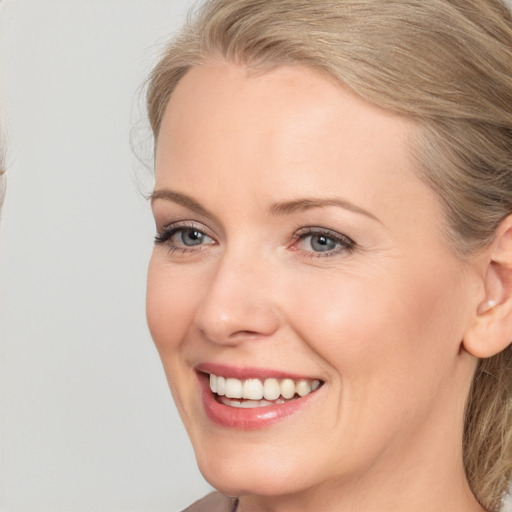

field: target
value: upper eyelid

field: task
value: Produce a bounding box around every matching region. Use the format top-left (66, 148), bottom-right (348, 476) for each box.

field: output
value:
top-left (158, 224), bottom-right (351, 238)
top-left (158, 220), bottom-right (213, 235)
top-left (294, 226), bottom-right (355, 242)
top-left (296, 226), bottom-right (347, 235)
top-left (154, 211), bottom-right (223, 239)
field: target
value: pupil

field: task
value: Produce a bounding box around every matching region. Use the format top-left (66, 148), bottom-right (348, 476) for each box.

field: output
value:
top-left (183, 230), bottom-right (203, 246)
top-left (312, 235), bottom-right (336, 252)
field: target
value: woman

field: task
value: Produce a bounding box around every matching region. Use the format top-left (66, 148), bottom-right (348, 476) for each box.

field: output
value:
top-left (145, 1), bottom-right (512, 511)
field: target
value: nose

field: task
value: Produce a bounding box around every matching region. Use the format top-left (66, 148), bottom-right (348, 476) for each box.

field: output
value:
top-left (194, 250), bottom-right (282, 345)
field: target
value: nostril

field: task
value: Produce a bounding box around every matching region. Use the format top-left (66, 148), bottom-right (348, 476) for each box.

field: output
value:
top-left (195, 306), bottom-right (281, 345)
top-left (230, 330), bottom-right (268, 339)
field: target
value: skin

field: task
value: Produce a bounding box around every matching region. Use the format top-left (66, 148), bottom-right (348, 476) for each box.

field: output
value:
top-left (147, 61), bottom-right (489, 512)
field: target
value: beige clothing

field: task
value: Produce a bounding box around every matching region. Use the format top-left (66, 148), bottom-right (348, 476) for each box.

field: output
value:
top-left (182, 492), bottom-right (239, 512)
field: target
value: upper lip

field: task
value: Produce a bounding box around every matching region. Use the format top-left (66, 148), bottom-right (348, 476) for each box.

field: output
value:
top-left (196, 362), bottom-right (322, 381)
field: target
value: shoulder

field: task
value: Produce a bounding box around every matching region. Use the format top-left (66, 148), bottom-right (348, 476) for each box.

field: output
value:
top-left (181, 492), bottom-right (238, 512)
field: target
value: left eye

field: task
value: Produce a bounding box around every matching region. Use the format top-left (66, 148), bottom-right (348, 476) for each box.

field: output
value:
top-left (294, 229), bottom-right (355, 255)
top-left (304, 234), bottom-right (339, 252)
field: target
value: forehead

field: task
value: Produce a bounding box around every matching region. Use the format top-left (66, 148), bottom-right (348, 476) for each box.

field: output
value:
top-left (156, 60), bottom-right (416, 185)
top-left (160, 61), bottom-right (413, 139)
top-left (156, 61), bottom-right (424, 199)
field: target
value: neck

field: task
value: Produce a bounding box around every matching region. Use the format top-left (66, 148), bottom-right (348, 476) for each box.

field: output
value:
top-left (238, 465), bottom-right (484, 512)
top-left (238, 411), bottom-right (484, 512)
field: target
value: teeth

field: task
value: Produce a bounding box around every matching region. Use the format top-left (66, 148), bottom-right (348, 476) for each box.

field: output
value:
top-left (220, 397), bottom-right (278, 408)
top-left (263, 378), bottom-right (280, 400)
top-left (280, 378), bottom-right (295, 399)
top-left (225, 378), bottom-right (243, 399)
top-left (216, 376), bottom-right (226, 396)
top-left (296, 379), bottom-right (312, 397)
top-left (243, 379), bottom-right (264, 400)
top-left (208, 374), bottom-right (322, 402)
top-left (209, 374), bottom-right (217, 393)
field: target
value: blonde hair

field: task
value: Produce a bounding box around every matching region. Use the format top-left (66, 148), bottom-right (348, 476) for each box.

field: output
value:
top-left (146, 1), bottom-right (512, 509)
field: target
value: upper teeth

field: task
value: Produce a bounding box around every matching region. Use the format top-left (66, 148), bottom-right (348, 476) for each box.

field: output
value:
top-left (209, 374), bottom-right (321, 400)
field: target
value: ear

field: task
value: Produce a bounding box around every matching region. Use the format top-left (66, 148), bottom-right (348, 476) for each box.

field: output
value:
top-left (463, 214), bottom-right (512, 358)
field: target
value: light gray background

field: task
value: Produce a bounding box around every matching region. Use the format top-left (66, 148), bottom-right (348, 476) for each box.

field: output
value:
top-left (0, 1), bottom-right (510, 511)
top-left (0, 1), bottom-right (212, 511)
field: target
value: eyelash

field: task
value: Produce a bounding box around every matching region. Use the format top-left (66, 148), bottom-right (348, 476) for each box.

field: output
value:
top-left (154, 224), bottom-right (356, 258)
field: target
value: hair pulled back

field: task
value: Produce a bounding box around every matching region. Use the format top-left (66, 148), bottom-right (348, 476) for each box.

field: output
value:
top-left (146, 2), bottom-right (512, 509)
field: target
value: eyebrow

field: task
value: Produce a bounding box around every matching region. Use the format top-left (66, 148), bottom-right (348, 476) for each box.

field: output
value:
top-left (150, 189), bottom-right (211, 217)
top-left (151, 189), bottom-right (381, 223)
top-left (269, 198), bottom-right (381, 223)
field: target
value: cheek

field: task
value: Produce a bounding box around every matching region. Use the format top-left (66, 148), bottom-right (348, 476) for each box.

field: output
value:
top-left (283, 264), bottom-right (470, 456)
top-left (146, 255), bottom-right (199, 356)
top-left (288, 261), bottom-right (468, 388)
top-left (146, 255), bottom-right (205, 424)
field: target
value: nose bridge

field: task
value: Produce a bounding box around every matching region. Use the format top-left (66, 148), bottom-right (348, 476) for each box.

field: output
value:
top-left (194, 242), bottom-right (281, 344)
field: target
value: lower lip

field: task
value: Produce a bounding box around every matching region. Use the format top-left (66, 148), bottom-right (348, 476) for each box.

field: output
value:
top-left (198, 373), bottom-right (319, 430)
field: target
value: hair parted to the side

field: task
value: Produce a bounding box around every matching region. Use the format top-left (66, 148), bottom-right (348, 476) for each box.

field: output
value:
top-left (146, 1), bottom-right (512, 510)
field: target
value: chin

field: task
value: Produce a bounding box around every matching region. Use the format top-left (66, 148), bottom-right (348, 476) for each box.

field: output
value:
top-left (192, 438), bottom-right (294, 497)
top-left (198, 461), bottom-right (294, 498)
top-left (192, 434), bottom-right (335, 500)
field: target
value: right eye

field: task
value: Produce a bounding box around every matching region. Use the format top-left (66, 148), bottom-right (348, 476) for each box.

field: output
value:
top-left (172, 228), bottom-right (209, 247)
top-left (154, 224), bottom-right (216, 252)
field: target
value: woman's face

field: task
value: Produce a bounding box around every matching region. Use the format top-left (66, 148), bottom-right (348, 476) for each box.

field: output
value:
top-left (147, 62), bottom-right (480, 502)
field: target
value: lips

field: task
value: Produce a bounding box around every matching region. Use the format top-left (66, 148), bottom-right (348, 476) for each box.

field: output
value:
top-left (196, 363), bottom-right (324, 429)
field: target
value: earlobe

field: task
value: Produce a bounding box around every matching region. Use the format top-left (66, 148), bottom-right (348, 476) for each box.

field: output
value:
top-left (463, 215), bottom-right (512, 359)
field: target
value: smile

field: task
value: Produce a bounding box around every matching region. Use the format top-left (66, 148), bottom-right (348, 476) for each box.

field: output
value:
top-left (209, 374), bottom-right (322, 408)
top-left (197, 365), bottom-right (325, 429)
